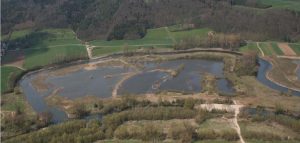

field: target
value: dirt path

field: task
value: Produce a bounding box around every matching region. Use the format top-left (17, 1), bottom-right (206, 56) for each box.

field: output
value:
top-left (86, 44), bottom-right (95, 59)
top-left (278, 43), bottom-right (296, 56)
top-left (111, 72), bottom-right (140, 97)
top-left (233, 100), bottom-right (245, 143)
top-left (257, 42), bottom-right (265, 57)
top-left (197, 101), bottom-right (245, 143)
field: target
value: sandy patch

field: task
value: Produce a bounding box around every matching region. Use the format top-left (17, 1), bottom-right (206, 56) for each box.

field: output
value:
top-left (2, 50), bottom-right (25, 70)
top-left (278, 43), bottom-right (296, 56)
top-left (31, 74), bottom-right (51, 92)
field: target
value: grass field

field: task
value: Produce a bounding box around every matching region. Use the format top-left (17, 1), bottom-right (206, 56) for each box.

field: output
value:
top-left (258, 0), bottom-right (300, 11)
top-left (1, 29), bottom-right (32, 41)
top-left (23, 45), bottom-right (87, 69)
top-left (240, 43), bottom-right (260, 53)
top-left (1, 66), bottom-right (23, 93)
top-left (240, 42), bottom-right (300, 56)
top-left (1, 29), bottom-right (87, 92)
top-left (91, 27), bottom-right (211, 57)
top-left (2, 28), bottom-right (88, 69)
top-left (270, 43), bottom-right (284, 55)
top-left (90, 27), bottom-right (174, 47)
top-left (289, 44), bottom-right (300, 55)
top-left (259, 43), bottom-right (274, 56)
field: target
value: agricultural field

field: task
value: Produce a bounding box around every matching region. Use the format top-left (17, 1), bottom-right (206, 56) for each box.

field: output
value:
top-left (2, 28), bottom-right (87, 69)
top-left (91, 27), bottom-right (211, 57)
top-left (257, 0), bottom-right (300, 11)
top-left (23, 45), bottom-right (87, 69)
top-left (239, 43), bottom-right (260, 53)
top-left (1, 66), bottom-right (23, 93)
top-left (289, 44), bottom-right (300, 55)
top-left (239, 42), bottom-right (300, 56)
top-left (90, 27), bottom-right (174, 47)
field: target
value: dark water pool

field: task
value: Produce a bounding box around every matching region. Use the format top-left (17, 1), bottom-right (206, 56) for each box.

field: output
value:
top-left (118, 59), bottom-right (235, 95)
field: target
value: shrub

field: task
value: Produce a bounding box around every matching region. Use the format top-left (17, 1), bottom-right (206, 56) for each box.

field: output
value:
top-left (69, 103), bottom-right (89, 118)
top-left (220, 130), bottom-right (239, 141)
top-left (168, 123), bottom-right (196, 143)
top-left (197, 129), bottom-right (218, 140)
top-left (194, 110), bottom-right (211, 125)
top-left (5, 120), bottom-right (105, 143)
top-left (242, 130), bottom-right (282, 141)
top-left (114, 124), bottom-right (166, 141)
top-left (184, 98), bottom-right (196, 109)
top-left (103, 107), bottom-right (197, 131)
top-left (272, 114), bottom-right (300, 133)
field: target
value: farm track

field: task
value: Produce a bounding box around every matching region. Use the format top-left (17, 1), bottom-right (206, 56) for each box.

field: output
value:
top-left (257, 42), bottom-right (265, 56)
top-left (197, 101), bottom-right (245, 143)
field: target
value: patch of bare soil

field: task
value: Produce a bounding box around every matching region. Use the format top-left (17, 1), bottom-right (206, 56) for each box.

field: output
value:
top-left (278, 43), bottom-right (296, 56)
top-left (112, 72), bottom-right (140, 97)
top-left (31, 74), bottom-right (51, 92)
top-left (2, 50), bottom-right (25, 70)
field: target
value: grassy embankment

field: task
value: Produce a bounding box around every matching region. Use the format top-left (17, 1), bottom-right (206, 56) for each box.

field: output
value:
top-left (22, 29), bottom-right (87, 69)
top-left (90, 27), bottom-right (211, 57)
top-left (1, 66), bottom-right (23, 93)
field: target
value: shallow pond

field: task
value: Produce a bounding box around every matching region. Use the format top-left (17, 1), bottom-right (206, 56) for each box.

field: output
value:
top-left (118, 59), bottom-right (235, 94)
top-left (19, 59), bottom-right (235, 122)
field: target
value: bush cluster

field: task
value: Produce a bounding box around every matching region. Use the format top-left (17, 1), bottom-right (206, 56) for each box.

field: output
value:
top-left (197, 129), bottom-right (239, 141)
top-left (5, 120), bottom-right (104, 143)
top-left (103, 107), bottom-right (198, 135)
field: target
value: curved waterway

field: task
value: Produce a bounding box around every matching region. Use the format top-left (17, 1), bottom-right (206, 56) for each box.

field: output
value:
top-left (20, 58), bottom-right (300, 123)
top-left (257, 58), bottom-right (300, 96)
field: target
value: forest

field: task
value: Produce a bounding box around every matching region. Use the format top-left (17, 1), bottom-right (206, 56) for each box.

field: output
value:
top-left (2, 0), bottom-right (300, 42)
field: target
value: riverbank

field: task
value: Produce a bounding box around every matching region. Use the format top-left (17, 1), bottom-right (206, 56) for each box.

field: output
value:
top-left (262, 57), bottom-right (300, 93)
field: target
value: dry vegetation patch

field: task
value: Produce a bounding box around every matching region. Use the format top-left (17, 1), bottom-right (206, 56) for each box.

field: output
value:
top-left (278, 43), bottom-right (296, 56)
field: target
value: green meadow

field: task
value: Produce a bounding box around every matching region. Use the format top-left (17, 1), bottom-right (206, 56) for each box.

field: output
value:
top-left (91, 27), bottom-right (211, 56)
top-left (2, 28), bottom-right (87, 69)
top-left (258, 0), bottom-right (300, 11)
top-left (289, 44), bottom-right (300, 55)
top-left (1, 66), bottom-right (23, 93)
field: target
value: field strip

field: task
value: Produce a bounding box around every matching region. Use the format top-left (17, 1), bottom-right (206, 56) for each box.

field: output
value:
top-left (93, 43), bottom-right (174, 48)
top-left (277, 43), bottom-right (296, 56)
top-left (277, 56), bottom-right (300, 60)
top-left (257, 42), bottom-right (265, 56)
top-left (165, 27), bottom-right (177, 43)
top-left (48, 44), bottom-right (83, 47)
top-left (6, 44), bottom-right (84, 52)
top-left (247, 41), bottom-right (300, 45)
